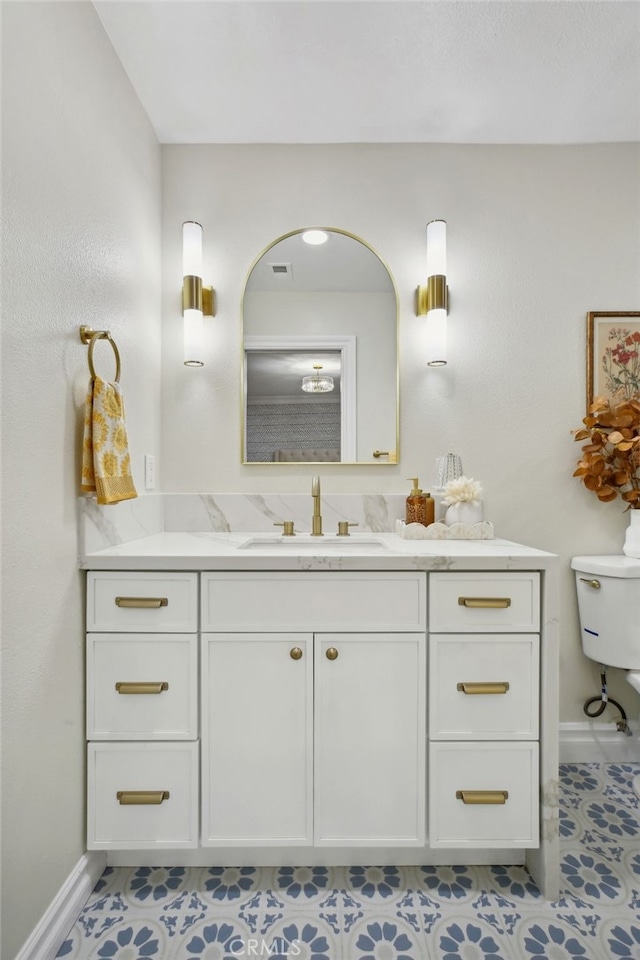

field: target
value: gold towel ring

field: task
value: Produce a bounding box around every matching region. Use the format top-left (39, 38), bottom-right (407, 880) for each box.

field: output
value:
top-left (84, 329), bottom-right (121, 383)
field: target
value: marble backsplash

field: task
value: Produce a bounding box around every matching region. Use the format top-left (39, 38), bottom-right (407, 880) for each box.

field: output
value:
top-left (79, 492), bottom-right (432, 554)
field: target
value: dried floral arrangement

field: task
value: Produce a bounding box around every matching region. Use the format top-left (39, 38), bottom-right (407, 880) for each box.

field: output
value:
top-left (573, 392), bottom-right (640, 508)
top-left (442, 476), bottom-right (483, 505)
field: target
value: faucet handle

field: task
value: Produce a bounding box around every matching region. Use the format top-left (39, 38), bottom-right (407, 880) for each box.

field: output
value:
top-left (274, 520), bottom-right (295, 536)
top-left (337, 521), bottom-right (359, 537)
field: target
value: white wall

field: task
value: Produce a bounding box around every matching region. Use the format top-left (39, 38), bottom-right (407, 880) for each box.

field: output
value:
top-left (1, 3), bottom-right (161, 956)
top-left (161, 142), bottom-right (640, 726)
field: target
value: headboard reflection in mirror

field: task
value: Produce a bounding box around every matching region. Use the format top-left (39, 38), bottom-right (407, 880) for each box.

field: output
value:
top-left (241, 228), bottom-right (399, 464)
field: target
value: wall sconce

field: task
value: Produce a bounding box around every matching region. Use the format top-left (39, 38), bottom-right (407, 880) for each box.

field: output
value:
top-left (182, 221), bottom-right (215, 367)
top-left (416, 219), bottom-right (448, 366)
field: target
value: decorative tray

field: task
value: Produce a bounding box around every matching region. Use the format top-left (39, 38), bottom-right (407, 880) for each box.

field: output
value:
top-left (395, 519), bottom-right (495, 540)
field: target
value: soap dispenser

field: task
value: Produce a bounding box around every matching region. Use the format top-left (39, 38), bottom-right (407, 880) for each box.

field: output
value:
top-left (406, 478), bottom-right (428, 526)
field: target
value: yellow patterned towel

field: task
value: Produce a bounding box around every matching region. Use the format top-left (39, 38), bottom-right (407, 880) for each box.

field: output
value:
top-left (81, 377), bottom-right (138, 505)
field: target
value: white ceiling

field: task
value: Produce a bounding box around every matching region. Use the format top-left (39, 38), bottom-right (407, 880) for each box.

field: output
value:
top-left (94, 1), bottom-right (640, 145)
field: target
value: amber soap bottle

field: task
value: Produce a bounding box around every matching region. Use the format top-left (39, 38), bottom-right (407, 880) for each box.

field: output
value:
top-left (406, 478), bottom-right (429, 525)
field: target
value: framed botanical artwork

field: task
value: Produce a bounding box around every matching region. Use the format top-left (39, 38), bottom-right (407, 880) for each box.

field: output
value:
top-left (587, 311), bottom-right (640, 411)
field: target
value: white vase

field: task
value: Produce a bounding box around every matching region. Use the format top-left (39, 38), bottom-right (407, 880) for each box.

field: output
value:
top-left (444, 500), bottom-right (484, 526)
top-left (623, 510), bottom-right (640, 558)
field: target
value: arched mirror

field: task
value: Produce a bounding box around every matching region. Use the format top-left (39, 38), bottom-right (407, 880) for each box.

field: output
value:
top-left (242, 228), bottom-right (398, 464)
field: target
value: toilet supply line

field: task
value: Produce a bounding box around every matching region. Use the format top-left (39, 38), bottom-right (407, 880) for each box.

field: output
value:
top-left (583, 668), bottom-right (632, 736)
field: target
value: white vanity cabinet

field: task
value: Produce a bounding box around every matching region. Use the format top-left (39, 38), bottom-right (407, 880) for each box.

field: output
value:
top-left (200, 572), bottom-right (427, 848)
top-left (427, 572), bottom-right (541, 849)
top-left (85, 572), bottom-right (199, 850)
top-left (82, 537), bottom-right (558, 898)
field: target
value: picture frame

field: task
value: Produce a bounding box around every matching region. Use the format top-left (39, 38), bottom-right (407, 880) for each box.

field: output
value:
top-left (586, 311), bottom-right (640, 411)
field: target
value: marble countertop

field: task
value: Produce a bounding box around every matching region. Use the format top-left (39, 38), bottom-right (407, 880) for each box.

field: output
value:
top-left (80, 531), bottom-right (556, 572)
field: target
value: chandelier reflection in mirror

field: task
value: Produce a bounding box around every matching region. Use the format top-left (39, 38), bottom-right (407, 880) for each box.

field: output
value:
top-left (301, 364), bottom-right (335, 394)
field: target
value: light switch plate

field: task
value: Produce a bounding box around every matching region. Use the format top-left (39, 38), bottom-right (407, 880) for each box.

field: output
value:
top-left (144, 454), bottom-right (156, 490)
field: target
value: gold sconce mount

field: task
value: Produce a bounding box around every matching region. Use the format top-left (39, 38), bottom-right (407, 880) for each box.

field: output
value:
top-left (415, 275), bottom-right (448, 316)
top-left (182, 275), bottom-right (215, 316)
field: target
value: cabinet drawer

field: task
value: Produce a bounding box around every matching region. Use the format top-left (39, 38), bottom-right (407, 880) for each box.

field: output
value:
top-left (87, 742), bottom-right (198, 849)
top-left (201, 572), bottom-right (426, 632)
top-left (429, 573), bottom-right (540, 632)
top-left (87, 634), bottom-right (198, 740)
top-left (429, 634), bottom-right (539, 739)
top-left (429, 742), bottom-right (539, 848)
top-left (87, 572), bottom-right (197, 633)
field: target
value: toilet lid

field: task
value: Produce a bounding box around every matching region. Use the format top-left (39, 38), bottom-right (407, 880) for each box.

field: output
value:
top-left (571, 555), bottom-right (640, 578)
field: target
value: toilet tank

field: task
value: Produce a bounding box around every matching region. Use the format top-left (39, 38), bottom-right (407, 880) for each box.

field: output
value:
top-left (571, 555), bottom-right (640, 669)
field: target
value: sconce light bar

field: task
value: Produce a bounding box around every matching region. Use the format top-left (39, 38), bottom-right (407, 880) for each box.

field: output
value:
top-left (182, 221), bottom-right (215, 367)
top-left (416, 219), bottom-right (448, 367)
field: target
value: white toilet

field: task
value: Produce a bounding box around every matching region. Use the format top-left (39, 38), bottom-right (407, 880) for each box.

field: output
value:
top-left (571, 554), bottom-right (640, 795)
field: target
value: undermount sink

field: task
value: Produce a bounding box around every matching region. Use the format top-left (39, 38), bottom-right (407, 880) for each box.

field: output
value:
top-left (237, 535), bottom-right (391, 551)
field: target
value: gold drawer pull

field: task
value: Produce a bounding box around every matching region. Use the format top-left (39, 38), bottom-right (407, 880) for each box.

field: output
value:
top-left (115, 597), bottom-right (168, 609)
top-left (456, 790), bottom-right (509, 804)
top-left (115, 682), bottom-right (169, 695)
top-left (116, 597), bottom-right (169, 610)
top-left (290, 647), bottom-right (303, 660)
top-left (457, 682), bottom-right (510, 695)
top-left (116, 790), bottom-right (170, 805)
top-left (458, 597), bottom-right (511, 609)
top-left (326, 647), bottom-right (339, 661)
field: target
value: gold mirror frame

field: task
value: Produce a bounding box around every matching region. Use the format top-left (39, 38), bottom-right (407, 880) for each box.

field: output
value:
top-left (240, 227), bottom-right (399, 465)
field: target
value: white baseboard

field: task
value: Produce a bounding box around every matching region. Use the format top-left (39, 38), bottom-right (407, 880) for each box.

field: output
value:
top-left (560, 721), bottom-right (640, 763)
top-left (15, 852), bottom-right (106, 960)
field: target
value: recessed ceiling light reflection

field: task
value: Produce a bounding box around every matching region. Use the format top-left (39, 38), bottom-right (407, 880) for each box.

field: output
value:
top-left (301, 230), bottom-right (329, 246)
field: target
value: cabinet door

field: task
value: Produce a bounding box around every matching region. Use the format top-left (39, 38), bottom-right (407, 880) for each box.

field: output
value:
top-left (314, 633), bottom-right (426, 846)
top-left (201, 633), bottom-right (313, 846)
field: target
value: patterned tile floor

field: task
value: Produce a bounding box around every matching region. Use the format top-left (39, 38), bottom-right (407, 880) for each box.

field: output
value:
top-left (57, 763), bottom-right (640, 959)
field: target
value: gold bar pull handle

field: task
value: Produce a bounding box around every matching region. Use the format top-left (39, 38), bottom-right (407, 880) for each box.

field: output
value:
top-left (458, 597), bottom-right (511, 609)
top-left (456, 790), bottom-right (509, 805)
top-left (457, 682), bottom-right (510, 695)
top-left (116, 790), bottom-right (170, 805)
top-left (115, 597), bottom-right (168, 609)
top-left (115, 682), bottom-right (169, 695)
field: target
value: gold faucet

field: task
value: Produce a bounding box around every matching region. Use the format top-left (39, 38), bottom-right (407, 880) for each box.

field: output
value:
top-left (311, 475), bottom-right (323, 536)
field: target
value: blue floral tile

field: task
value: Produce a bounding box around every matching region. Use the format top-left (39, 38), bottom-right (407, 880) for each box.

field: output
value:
top-left (414, 865), bottom-right (484, 904)
top-left (599, 918), bottom-right (640, 958)
top-left (347, 916), bottom-right (426, 960)
top-left (198, 866), bottom-right (260, 903)
top-left (606, 764), bottom-right (640, 790)
top-left (124, 867), bottom-right (190, 905)
top-left (273, 866), bottom-right (333, 902)
top-left (516, 918), bottom-right (591, 958)
top-left (485, 865), bottom-right (543, 903)
top-left (86, 920), bottom-right (167, 959)
top-left (583, 800), bottom-right (640, 841)
top-left (261, 917), bottom-right (340, 960)
top-left (561, 851), bottom-right (625, 905)
top-left (345, 866), bottom-right (404, 902)
top-left (54, 764), bottom-right (640, 959)
top-left (559, 764), bottom-right (604, 796)
top-left (430, 916), bottom-right (514, 960)
top-left (559, 804), bottom-right (582, 841)
top-left (167, 917), bottom-right (252, 959)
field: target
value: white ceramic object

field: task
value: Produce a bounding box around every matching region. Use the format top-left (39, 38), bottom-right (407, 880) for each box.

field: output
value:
top-left (444, 500), bottom-right (484, 526)
top-left (571, 555), bottom-right (640, 668)
top-left (623, 509), bottom-right (640, 558)
top-left (394, 519), bottom-right (494, 540)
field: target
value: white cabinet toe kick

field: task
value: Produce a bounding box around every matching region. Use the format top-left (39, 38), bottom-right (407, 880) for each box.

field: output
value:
top-left (85, 566), bottom-right (558, 898)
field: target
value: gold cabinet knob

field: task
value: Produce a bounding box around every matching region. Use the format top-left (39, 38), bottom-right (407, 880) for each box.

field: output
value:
top-left (326, 647), bottom-right (339, 661)
top-left (290, 647), bottom-right (303, 660)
